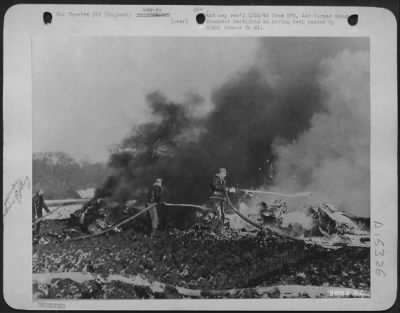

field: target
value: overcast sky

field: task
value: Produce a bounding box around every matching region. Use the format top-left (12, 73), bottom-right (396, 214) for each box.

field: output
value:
top-left (32, 37), bottom-right (259, 162)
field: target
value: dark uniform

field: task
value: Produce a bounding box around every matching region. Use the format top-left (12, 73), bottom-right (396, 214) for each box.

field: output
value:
top-left (209, 174), bottom-right (228, 231)
top-left (148, 183), bottom-right (163, 204)
top-left (32, 192), bottom-right (50, 235)
top-left (146, 180), bottom-right (164, 232)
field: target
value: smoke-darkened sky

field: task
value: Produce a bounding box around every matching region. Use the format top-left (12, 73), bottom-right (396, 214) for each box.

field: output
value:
top-left (33, 37), bottom-right (259, 161)
top-left (33, 37), bottom-right (367, 162)
top-left (33, 37), bottom-right (370, 215)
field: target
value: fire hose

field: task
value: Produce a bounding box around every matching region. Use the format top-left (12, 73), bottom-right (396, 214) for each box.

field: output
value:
top-left (71, 203), bottom-right (158, 241)
top-left (32, 206), bottom-right (64, 226)
top-left (225, 192), bottom-right (301, 242)
top-left (71, 202), bottom-right (216, 240)
top-left (59, 192), bottom-right (304, 241)
top-left (225, 194), bottom-right (263, 231)
top-left (163, 202), bottom-right (214, 212)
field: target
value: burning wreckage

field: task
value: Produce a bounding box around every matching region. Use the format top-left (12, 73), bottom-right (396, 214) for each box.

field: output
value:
top-left (33, 189), bottom-right (370, 299)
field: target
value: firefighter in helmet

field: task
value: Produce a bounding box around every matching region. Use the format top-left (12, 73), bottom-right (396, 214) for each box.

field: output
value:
top-left (209, 168), bottom-right (236, 233)
top-left (146, 178), bottom-right (165, 233)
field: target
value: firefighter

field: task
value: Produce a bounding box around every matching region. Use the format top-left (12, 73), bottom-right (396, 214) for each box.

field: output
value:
top-left (146, 178), bottom-right (164, 233)
top-left (209, 168), bottom-right (235, 233)
top-left (32, 190), bottom-right (50, 236)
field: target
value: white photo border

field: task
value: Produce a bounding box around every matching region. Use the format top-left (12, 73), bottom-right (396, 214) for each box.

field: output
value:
top-left (3, 4), bottom-right (397, 310)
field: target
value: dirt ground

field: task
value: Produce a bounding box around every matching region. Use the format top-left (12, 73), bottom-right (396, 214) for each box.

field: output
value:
top-left (33, 219), bottom-right (370, 299)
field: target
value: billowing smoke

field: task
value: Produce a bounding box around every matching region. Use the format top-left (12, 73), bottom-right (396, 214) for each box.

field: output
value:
top-left (98, 69), bottom-right (318, 204)
top-left (228, 202), bottom-right (259, 230)
top-left (272, 50), bottom-right (370, 216)
top-left (98, 38), bottom-right (369, 217)
top-left (280, 211), bottom-right (314, 230)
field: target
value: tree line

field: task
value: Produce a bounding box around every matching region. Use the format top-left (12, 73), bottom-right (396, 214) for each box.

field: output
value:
top-left (33, 152), bottom-right (111, 200)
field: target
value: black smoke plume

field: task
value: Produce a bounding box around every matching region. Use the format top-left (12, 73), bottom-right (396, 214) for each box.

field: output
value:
top-left (97, 67), bottom-right (318, 204)
top-left (97, 38), bottom-right (369, 215)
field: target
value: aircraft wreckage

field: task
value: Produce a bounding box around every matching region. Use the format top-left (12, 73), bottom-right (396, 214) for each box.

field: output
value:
top-left (33, 190), bottom-right (370, 299)
top-left (35, 189), bottom-right (370, 248)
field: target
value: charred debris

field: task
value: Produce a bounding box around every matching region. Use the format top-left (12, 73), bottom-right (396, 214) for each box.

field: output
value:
top-left (33, 193), bottom-right (370, 299)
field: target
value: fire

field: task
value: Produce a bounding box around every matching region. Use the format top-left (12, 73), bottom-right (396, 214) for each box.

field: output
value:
top-left (227, 202), bottom-right (260, 230)
top-left (280, 211), bottom-right (314, 230)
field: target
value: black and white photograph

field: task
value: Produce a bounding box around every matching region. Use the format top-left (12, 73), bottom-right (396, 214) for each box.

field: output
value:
top-left (30, 36), bottom-right (373, 299)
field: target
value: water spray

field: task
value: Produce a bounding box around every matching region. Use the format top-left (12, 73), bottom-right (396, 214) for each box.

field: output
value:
top-left (238, 189), bottom-right (312, 198)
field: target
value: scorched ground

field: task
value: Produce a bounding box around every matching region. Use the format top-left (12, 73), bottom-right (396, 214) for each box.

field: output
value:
top-left (32, 212), bottom-right (370, 299)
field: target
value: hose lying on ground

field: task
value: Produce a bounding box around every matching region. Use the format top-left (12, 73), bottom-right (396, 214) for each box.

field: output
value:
top-left (71, 202), bottom-right (215, 241)
top-left (71, 203), bottom-right (158, 241)
top-left (70, 197), bottom-right (295, 241)
top-left (225, 193), bottom-right (302, 242)
top-left (225, 195), bottom-right (263, 231)
top-left (49, 197), bottom-right (291, 241)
